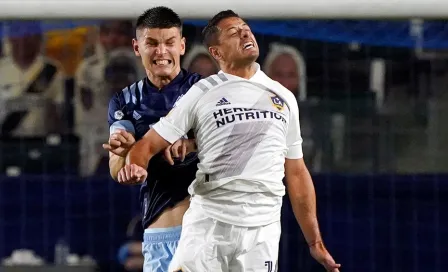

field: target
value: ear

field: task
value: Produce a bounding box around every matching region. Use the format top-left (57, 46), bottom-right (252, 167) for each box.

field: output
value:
top-left (209, 46), bottom-right (221, 61)
top-left (180, 37), bottom-right (186, 56)
top-left (132, 38), bottom-right (140, 57)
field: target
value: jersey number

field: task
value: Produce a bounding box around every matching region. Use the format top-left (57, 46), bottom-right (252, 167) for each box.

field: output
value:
top-left (265, 261), bottom-right (273, 272)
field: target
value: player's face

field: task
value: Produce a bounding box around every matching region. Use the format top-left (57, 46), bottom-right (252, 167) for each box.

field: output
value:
top-left (213, 17), bottom-right (259, 65)
top-left (133, 27), bottom-right (185, 78)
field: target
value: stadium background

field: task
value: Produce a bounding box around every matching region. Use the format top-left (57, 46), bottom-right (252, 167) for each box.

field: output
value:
top-left (0, 18), bottom-right (447, 271)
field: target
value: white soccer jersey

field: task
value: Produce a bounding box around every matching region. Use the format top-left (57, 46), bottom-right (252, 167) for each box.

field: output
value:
top-left (153, 63), bottom-right (303, 227)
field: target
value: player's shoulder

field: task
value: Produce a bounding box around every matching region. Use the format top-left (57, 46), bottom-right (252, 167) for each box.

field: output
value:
top-left (192, 73), bottom-right (230, 93)
top-left (274, 80), bottom-right (297, 103)
top-left (171, 69), bottom-right (202, 92)
top-left (111, 78), bottom-right (145, 105)
top-left (183, 70), bottom-right (202, 85)
top-left (261, 71), bottom-right (298, 105)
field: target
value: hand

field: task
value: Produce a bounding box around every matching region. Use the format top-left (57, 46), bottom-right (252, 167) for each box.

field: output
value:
top-left (103, 129), bottom-right (136, 157)
top-left (117, 164), bottom-right (147, 185)
top-left (309, 242), bottom-right (341, 272)
top-left (163, 139), bottom-right (190, 165)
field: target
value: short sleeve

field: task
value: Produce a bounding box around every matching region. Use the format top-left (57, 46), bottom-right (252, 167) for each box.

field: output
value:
top-left (108, 93), bottom-right (135, 135)
top-left (286, 97), bottom-right (304, 159)
top-left (152, 83), bottom-right (204, 144)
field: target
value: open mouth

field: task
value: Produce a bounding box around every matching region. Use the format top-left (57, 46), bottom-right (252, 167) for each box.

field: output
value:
top-left (153, 60), bottom-right (172, 65)
top-left (243, 42), bottom-right (254, 50)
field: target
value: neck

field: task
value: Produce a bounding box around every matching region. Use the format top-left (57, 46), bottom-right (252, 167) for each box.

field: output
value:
top-left (220, 62), bottom-right (256, 79)
top-left (146, 68), bottom-right (181, 90)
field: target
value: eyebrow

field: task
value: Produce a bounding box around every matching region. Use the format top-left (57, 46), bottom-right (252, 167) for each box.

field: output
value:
top-left (145, 36), bottom-right (177, 42)
top-left (165, 36), bottom-right (177, 41)
top-left (226, 23), bottom-right (248, 32)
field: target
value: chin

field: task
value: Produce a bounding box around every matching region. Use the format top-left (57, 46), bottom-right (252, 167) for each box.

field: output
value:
top-left (243, 49), bottom-right (259, 58)
top-left (243, 54), bottom-right (258, 64)
top-left (153, 67), bottom-right (174, 77)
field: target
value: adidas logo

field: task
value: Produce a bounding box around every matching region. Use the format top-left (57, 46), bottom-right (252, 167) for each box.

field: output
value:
top-left (216, 97), bottom-right (231, 106)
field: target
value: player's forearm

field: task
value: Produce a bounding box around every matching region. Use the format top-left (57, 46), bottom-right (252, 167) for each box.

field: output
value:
top-left (109, 153), bottom-right (126, 181)
top-left (126, 139), bottom-right (154, 169)
top-left (286, 164), bottom-right (322, 246)
top-left (186, 139), bottom-right (197, 153)
top-left (126, 129), bottom-right (172, 168)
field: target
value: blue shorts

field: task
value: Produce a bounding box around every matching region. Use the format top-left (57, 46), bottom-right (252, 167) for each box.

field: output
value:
top-left (142, 226), bottom-right (182, 272)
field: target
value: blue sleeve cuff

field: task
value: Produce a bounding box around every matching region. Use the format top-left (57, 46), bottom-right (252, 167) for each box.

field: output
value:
top-left (110, 120), bottom-right (135, 135)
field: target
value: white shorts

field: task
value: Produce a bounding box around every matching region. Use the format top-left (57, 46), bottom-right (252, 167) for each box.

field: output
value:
top-left (168, 206), bottom-right (281, 272)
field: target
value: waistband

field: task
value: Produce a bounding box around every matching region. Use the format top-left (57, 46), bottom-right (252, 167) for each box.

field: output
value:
top-left (143, 225), bottom-right (182, 243)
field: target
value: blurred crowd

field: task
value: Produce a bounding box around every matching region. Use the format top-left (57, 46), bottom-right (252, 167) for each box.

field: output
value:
top-left (0, 20), bottom-right (326, 177)
top-left (0, 19), bottom-right (446, 272)
top-left (1, 20), bottom-right (447, 177)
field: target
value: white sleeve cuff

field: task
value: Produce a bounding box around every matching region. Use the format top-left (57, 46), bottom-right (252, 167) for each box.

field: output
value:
top-left (152, 118), bottom-right (186, 144)
top-left (286, 145), bottom-right (304, 159)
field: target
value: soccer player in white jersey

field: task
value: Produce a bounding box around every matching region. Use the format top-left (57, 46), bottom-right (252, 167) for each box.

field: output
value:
top-left (118, 10), bottom-right (341, 272)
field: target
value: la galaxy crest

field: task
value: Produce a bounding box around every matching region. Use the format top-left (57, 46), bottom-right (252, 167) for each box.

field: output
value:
top-left (270, 94), bottom-right (285, 111)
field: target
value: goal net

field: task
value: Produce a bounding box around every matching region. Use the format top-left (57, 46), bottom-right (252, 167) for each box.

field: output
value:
top-left (0, 2), bottom-right (446, 271)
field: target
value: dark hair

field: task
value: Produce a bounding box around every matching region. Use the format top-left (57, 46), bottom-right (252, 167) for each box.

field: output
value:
top-left (136, 6), bottom-right (182, 33)
top-left (202, 10), bottom-right (240, 47)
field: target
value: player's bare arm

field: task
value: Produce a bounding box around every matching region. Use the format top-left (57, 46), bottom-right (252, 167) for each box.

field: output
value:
top-left (118, 129), bottom-right (173, 184)
top-left (102, 129), bottom-right (136, 180)
top-left (285, 158), bottom-right (341, 272)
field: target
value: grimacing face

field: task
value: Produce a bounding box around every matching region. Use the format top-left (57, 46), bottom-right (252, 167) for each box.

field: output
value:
top-left (211, 17), bottom-right (259, 65)
top-left (133, 27), bottom-right (185, 78)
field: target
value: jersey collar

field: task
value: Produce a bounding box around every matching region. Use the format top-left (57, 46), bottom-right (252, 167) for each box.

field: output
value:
top-left (145, 69), bottom-right (187, 92)
top-left (218, 63), bottom-right (264, 82)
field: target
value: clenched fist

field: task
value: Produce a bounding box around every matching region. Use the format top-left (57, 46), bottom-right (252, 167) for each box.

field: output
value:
top-left (117, 164), bottom-right (148, 185)
top-left (103, 129), bottom-right (136, 157)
